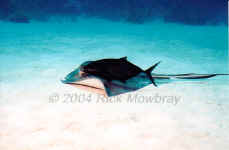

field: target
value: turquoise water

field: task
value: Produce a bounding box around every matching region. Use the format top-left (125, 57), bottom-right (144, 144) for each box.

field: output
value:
top-left (0, 18), bottom-right (229, 149)
top-left (0, 18), bottom-right (228, 85)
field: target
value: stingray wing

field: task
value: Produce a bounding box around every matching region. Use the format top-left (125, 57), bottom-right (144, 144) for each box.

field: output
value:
top-left (86, 58), bottom-right (143, 82)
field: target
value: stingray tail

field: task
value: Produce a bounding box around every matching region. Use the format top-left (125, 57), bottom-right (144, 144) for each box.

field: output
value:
top-left (145, 61), bottom-right (161, 87)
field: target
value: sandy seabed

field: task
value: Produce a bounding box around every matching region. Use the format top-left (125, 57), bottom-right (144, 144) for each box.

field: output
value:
top-left (0, 18), bottom-right (229, 149)
top-left (1, 81), bottom-right (229, 150)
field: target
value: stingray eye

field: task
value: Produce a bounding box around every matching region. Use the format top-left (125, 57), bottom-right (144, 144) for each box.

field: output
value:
top-left (80, 61), bottom-right (93, 71)
top-left (81, 65), bottom-right (95, 72)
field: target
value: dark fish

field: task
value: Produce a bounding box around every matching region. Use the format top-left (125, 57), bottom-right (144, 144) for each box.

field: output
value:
top-left (80, 56), bottom-right (160, 86)
top-left (62, 57), bottom-right (229, 97)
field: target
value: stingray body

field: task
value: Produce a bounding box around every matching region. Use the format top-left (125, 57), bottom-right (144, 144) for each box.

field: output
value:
top-left (62, 57), bottom-right (229, 97)
top-left (80, 57), bottom-right (159, 86)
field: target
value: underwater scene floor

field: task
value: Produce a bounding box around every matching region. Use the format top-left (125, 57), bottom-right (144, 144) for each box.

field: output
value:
top-left (0, 18), bottom-right (228, 150)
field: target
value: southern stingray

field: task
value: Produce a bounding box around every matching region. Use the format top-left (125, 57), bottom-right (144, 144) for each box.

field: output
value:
top-left (62, 57), bottom-right (229, 97)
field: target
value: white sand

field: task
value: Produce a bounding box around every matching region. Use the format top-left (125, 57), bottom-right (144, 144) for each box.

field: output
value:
top-left (0, 18), bottom-right (228, 149)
